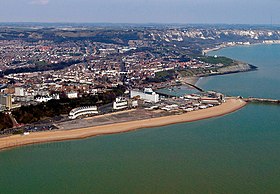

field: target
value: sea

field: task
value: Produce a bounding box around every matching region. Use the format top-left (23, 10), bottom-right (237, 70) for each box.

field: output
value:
top-left (0, 44), bottom-right (280, 194)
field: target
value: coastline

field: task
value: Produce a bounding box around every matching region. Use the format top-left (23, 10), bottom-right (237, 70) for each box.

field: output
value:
top-left (203, 41), bottom-right (280, 55)
top-left (0, 98), bottom-right (247, 152)
top-left (179, 76), bottom-right (200, 85)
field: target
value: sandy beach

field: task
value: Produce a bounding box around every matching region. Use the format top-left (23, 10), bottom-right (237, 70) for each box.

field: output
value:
top-left (0, 98), bottom-right (247, 151)
top-left (202, 47), bottom-right (223, 55)
top-left (179, 76), bottom-right (200, 85)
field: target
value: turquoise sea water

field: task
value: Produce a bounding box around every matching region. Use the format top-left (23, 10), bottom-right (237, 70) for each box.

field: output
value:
top-left (1, 44), bottom-right (280, 194)
top-left (199, 44), bottom-right (280, 99)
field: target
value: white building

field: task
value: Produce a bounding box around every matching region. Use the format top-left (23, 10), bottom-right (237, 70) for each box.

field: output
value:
top-left (35, 94), bottom-right (60, 103)
top-left (37, 90), bottom-right (50, 96)
top-left (14, 87), bottom-right (25, 97)
top-left (131, 100), bottom-right (138, 108)
top-left (69, 106), bottom-right (98, 119)
top-left (67, 92), bottom-right (78, 99)
top-left (130, 88), bottom-right (159, 103)
top-left (35, 96), bottom-right (53, 103)
top-left (113, 97), bottom-right (128, 110)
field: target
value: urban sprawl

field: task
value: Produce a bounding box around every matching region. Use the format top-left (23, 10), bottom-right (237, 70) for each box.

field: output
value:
top-left (1, 24), bottom-right (279, 134)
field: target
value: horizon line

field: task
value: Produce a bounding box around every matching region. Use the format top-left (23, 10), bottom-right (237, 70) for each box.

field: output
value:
top-left (0, 22), bottom-right (279, 26)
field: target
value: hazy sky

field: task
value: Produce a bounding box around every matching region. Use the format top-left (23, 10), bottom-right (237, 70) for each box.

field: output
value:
top-left (0, 0), bottom-right (279, 24)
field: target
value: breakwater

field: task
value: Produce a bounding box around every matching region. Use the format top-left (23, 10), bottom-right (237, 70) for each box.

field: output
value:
top-left (244, 97), bottom-right (280, 104)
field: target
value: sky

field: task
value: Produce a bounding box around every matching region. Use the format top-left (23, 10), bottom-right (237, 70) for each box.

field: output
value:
top-left (0, 0), bottom-right (279, 24)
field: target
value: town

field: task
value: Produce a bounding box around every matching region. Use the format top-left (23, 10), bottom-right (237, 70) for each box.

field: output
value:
top-left (2, 24), bottom-right (279, 133)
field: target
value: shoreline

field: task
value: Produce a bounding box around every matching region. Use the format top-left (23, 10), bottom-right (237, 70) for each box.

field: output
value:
top-left (179, 76), bottom-right (200, 85)
top-left (202, 41), bottom-right (280, 55)
top-left (0, 98), bottom-right (247, 152)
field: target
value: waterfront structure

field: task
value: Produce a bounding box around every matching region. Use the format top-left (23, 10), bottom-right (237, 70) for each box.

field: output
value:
top-left (0, 94), bottom-right (12, 110)
top-left (113, 97), bottom-right (139, 110)
top-left (113, 97), bottom-right (128, 110)
top-left (69, 106), bottom-right (98, 119)
top-left (130, 88), bottom-right (159, 103)
top-left (200, 98), bottom-right (221, 105)
top-left (185, 95), bottom-right (200, 100)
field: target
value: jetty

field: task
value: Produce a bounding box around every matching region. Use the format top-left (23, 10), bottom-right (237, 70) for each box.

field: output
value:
top-left (155, 82), bottom-right (205, 98)
top-left (156, 91), bottom-right (177, 98)
top-left (243, 97), bottom-right (280, 104)
top-left (182, 82), bottom-right (205, 92)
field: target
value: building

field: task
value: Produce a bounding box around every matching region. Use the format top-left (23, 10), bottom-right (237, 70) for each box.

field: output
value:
top-left (130, 88), bottom-right (159, 103)
top-left (66, 91), bottom-right (78, 99)
top-left (35, 94), bottom-right (60, 103)
top-left (69, 106), bottom-right (99, 119)
top-left (131, 100), bottom-right (138, 108)
top-left (0, 94), bottom-right (12, 110)
top-left (200, 98), bottom-right (221, 105)
top-left (14, 87), bottom-right (25, 97)
top-left (113, 97), bottom-right (128, 110)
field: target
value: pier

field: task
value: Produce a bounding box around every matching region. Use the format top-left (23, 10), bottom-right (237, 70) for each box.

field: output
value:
top-left (243, 97), bottom-right (280, 104)
top-left (156, 91), bottom-right (177, 98)
top-left (182, 82), bottom-right (205, 92)
top-left (155, 82), bottom-right (205, 98)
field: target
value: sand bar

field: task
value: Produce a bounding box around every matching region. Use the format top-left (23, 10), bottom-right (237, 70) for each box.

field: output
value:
top-left (0, 98), bottom-right (246, 151)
